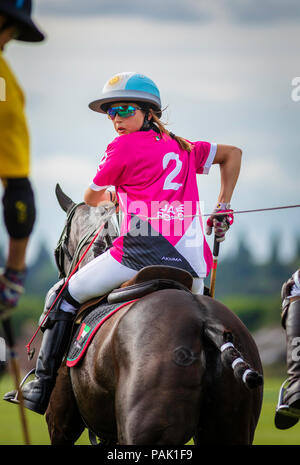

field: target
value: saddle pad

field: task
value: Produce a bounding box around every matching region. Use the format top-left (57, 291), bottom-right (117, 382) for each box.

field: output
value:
top-left (66, 300), bottom-right (137, 367)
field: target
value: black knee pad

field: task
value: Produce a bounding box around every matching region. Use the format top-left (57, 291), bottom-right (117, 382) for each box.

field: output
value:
top-left (2, 178), bottom-right (36, 239)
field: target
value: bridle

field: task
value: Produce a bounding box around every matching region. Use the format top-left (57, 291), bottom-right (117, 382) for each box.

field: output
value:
top-left (26, 203), bottom-right (120, 358)
top-left (54, 203), bottom-right (119, 279)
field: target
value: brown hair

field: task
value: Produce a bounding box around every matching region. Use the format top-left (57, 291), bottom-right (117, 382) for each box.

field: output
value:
top-left (149, 109), bottom-right (193, 152)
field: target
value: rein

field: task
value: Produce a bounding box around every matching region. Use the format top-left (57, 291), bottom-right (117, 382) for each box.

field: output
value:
top-left (55, 202), bottom-right (115, 278)
top-left (26, 205), bottom-right (117, 358)
top-left (66, 226), bottom-right (99, 276)
top-left (54, 202), bottom-right (85, 278)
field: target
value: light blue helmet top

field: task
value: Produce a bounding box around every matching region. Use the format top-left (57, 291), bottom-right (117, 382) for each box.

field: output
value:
top-left (89, 72), bottom-right (162, 117)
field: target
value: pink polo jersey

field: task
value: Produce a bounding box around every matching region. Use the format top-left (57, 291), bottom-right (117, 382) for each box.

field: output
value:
top-left (90, 130), bottom-right (217, 278)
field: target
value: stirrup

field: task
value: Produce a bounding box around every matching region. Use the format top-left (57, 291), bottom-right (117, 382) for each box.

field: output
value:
top-left (275, 379), bottom-right (300, 429)
top-left (6, 368), bottom-right (36, 405)
top-left (88, 430), bottom-right (100, 445)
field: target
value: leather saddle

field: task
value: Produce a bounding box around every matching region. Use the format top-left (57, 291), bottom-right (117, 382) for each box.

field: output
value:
top-left (75, 266), bottom-right (194, 323)
top-left (107, 265), bottom-right (193, 304)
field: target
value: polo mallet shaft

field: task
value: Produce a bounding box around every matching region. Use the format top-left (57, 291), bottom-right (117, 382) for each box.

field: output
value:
top-left (2, 318), bottom-right (31, 445)
top-left (210, 237), bottom-right (219, 298)
top-left (209, 213), bottom-right (225, 298)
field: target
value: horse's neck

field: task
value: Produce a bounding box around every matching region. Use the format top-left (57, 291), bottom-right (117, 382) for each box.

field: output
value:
top-left (68, 207), bottom-right (119, 272)
top-left (66, 209), bottom-right (102, 272)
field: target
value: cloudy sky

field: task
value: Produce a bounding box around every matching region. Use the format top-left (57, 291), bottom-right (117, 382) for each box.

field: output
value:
top-left (1, 0), bottom-right (300, 265)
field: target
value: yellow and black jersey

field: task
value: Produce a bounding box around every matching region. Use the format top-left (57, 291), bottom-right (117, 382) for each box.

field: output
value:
top-left (0, 51), bottom-right (30, 178)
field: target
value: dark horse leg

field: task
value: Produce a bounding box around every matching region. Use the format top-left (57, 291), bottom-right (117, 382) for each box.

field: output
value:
top-left (114, 291), bottom-right (263, 445)
top-left (193, 373), bottom-right (262, 445)
top-left (46, 364), bottom-right (85, 445)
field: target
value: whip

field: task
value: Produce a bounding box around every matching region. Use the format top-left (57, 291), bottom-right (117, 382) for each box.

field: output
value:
top-left (204, 203), bottom-right (300, 218)
top-left (135, 203), bottom-right (300, 221)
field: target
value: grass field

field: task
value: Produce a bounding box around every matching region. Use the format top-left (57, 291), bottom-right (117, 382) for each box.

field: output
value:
top-left (0, 375), bottom-right (299, 445)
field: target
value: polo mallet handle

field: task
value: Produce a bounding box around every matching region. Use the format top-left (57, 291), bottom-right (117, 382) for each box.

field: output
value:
top-left (2, 318), bottom-right (31, 445)
top-left (210, 238), bottom-right (219, 298)
top-left (213, 238), bottom-right (220, 258)
top-left (209, 215), bottom-right (225, 298)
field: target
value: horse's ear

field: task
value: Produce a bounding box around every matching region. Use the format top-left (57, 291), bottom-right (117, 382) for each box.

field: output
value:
top-left (55, 183), bottom-right (76, 213)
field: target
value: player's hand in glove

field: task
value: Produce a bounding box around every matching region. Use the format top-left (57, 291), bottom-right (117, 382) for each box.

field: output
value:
top-left (206, 202), bottom-right (234, 243)
top-left (0, 268), bottom-right (25, 319)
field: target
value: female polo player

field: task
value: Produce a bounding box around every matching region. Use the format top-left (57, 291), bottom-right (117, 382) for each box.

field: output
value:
top-left (4, 72), bottom-right (242, 414)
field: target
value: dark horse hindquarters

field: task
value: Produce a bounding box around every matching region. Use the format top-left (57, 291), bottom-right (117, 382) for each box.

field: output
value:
top-left (67, 289), bottom-right (263, 445)
top-left (114, 289), bottom-right (206, 445)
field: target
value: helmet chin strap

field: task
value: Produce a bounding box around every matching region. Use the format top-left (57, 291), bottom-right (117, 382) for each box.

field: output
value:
top-left (140, 113), bottom-right (151, 131)
top-left (139, 108), bottom-right (159, 133)
top-left (139, 108), bottom-right (175, 139)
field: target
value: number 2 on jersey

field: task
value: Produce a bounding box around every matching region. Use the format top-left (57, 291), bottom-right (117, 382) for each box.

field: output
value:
top-left (162, 152), bottom-right (183, 191)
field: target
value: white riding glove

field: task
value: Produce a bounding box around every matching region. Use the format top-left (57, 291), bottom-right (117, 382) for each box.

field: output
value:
top-left (206, 202), bottom-right (234, 243)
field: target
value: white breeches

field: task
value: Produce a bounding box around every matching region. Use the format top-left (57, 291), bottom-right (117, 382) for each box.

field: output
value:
top-left (67, 249), bottom-right (204, 306)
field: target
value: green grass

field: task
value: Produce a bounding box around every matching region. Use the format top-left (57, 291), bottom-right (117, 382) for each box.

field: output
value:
top-left (253, 377), bottom-right (300, 445)
top-left (1, 375), bottom-right (299, 445)
top-left (0, 375), bottom-right (90, 445)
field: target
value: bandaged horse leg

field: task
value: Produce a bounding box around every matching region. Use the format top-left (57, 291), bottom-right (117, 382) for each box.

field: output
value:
top-left (275, 270), bottom-right (300, 429)
top-left (3, 287), bottom-right (80, 415)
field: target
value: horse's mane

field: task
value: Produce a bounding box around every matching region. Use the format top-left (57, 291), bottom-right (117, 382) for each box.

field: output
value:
top-left (55, 185), bottom-right (120, 277)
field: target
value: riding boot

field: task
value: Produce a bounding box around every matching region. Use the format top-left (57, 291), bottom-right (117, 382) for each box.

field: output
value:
top-left (275, 298), bottom-right (300, 429)
top-left (3, 291), bottom-right (79, 415)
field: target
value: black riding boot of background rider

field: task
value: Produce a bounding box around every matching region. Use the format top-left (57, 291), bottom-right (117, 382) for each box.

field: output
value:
top-left (3, 291), bottom-right (80, 415)
top-left (275, 298), bottom-right (300, 429)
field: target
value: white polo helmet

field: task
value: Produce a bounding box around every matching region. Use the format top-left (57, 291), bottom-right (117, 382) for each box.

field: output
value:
top-left (89, 72), bottom-right (162, 117)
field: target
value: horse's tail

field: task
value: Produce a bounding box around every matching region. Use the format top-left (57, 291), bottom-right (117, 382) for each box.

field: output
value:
top-left (204, 324), bottom-right (263, 389)
top-left (220, 332), bottom-right (263, 389)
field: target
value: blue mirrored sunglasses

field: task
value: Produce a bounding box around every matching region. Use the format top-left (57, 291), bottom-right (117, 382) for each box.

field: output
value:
top-left (107, 105), bottom-right (141, 120)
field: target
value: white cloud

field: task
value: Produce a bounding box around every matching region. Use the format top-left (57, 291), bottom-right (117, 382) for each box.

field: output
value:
top-left (32, 152), bottom-right (98, 203)
top-left (35, 0), bottom-right (300, 24)
top-left (239, 158), bottom-right (298, 196)
top-left (36, 0), bottom-right (210, 22)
